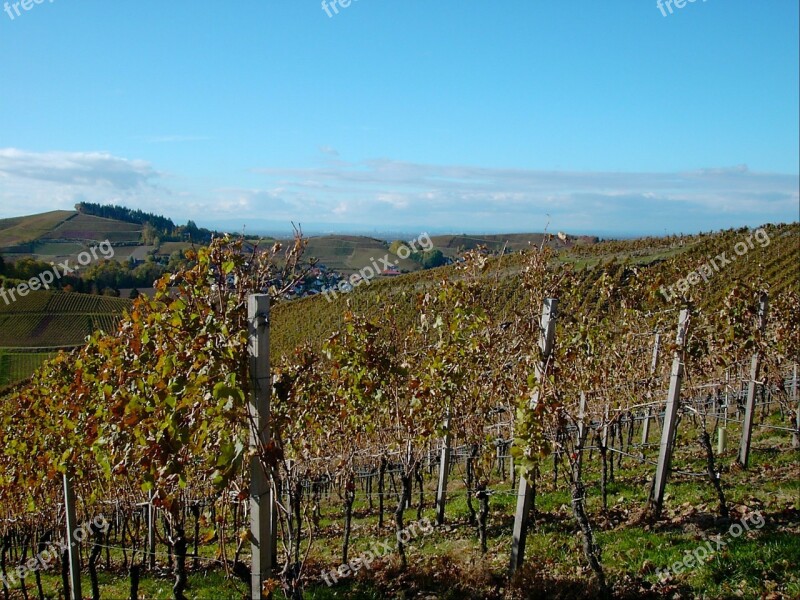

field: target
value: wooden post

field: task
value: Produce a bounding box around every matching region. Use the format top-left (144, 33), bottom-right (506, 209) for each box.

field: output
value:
top-left (63, 472), bottom-right (82, 600)
top-left (577, 392), bottom-right (587, 443)
top-left (147, 492), bottom-right (156, 570)
top-left (577, 392), bottom-right (587, 475)
top-left (737, 294), bottom-right (768, 468)
top-left (792, 364), bottom-right (799, 449)
top-left (402, 441), bottom-right (412, 509)
top-left (510, 298), bottom-right (558, 574)
top-left (270, 485), bottom-right (278, 572)
top-left (496, 442), bottom-right (504, 478)
top-left (248, 295), bottom-right (272, 599)
top-left (435, 413), bottom-right (452, 526)
top-left (641, 333), bottom-right (661, 455)
top-left (649, 309), bottom-right (690, 520)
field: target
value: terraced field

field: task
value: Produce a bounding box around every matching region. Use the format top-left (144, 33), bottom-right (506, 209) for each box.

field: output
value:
top-left (0, 210), bottom-right (75, 249)
top-left (430, 232), bottom-right (559, 255)
top-left (0, 290), bottom-right (146, 387)
top-left (0, 350), bottom-right (56, 389)
top-left (0, 291), bottom-right (131, 385)
top-left (304, 236), bottom-right (421, 273)
top-left (47, 213), bottom-right (142, 243)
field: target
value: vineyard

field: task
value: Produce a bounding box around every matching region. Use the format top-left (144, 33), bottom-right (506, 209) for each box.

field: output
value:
top-left (270, 223), bottom-right (799, 359)
top-left (0, 228), bottom-right (798, 599)
top-left (0, 292), bottom-right (130, 386)
top-left (0, 293), bottom-right (130, 342)
top-left (0, 351), bottom-right (56, 390)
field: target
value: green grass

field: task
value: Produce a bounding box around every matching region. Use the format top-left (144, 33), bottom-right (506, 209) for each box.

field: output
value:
top-left (88, 427), bottom-right (800, 596)
top-left (30, 570), bottom-right (249, 600)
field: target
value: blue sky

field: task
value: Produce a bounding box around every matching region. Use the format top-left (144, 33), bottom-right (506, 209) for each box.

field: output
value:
top-left (0, 1), bottom-right (797, 236)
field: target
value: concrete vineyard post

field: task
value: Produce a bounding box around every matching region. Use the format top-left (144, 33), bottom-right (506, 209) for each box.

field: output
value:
top-left (649, 308), bottom-right (690, 520)
top-left (577, 391), bottom-right (587, 475)
top-left (737, 294), bottom-right (768, 468)
top-left (248, 295), bottom-right (273, 599)
top-left (63, 472), bottom-right (82, 600)
top-left (510, 298), bottom-right (558, 574)
top-left (792, 364), bottom-right (799, 449)
top-left (641, 333), bottom-right (661, 455)
top-left (435, 412), bottom-right (452, 526)
top-left (147, 492), bottom-right (156, 570)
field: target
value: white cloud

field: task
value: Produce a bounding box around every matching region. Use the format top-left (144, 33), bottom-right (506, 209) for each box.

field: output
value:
top-left (319, 145), bottom-right (340, 157)
top-left (0, 148), bottom-right (796, 235)
top-left (0, 148), bottom-right (155, 189)
top-left (251, 158), bottom-right (798, 233)
top-left (0, 148), bottom-right (172, 217)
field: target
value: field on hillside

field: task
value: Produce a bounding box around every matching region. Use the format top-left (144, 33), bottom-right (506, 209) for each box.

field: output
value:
top-left (157, 241), bottom-right (194, 257)
top-left (0, 349), bottom-right (56, 389)
top-left (0, 291), bottom-right (130, 385)
top-left (0, 210), bottom-right (143, 264)
top-left (46, 212), bottom-right (142, 242)
top-left (0, 210), bottom-right (75, 249)
top-left (272, 223), bottom-right (800, 359)
top-left (430, 232), bottom-right (571, 256)
top-left (303, 236), bottom-right (421, 273)
top-left (0, 292), bottom-right (129, 344)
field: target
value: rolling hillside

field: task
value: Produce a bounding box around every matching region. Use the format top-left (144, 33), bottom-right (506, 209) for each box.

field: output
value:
top-left (271, 222), bottom-right (799, 359)
top-left (0, 210), bottom-right (142, 263)
top-left (3, 222), bottom-right (796, 388)
top-left (302, 235), bottom-right (420, 274)
top-left (429, 232), bottom-right (590, 256)
top-left (0, 210), bottom-right (76, 249)
top-left (2, 210), bottom-right (577, 280)
top-left (0, 291), bottom-right (129, 347)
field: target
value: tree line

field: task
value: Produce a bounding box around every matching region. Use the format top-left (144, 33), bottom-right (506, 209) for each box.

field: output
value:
top-left (75, 202), bottom-right (218, 244)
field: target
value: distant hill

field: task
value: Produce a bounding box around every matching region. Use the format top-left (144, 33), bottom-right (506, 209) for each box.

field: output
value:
top-left (0, 210), bottom-right (142, 261)
top-left (302, 235), bottom-right (418, 274)
top-left (271, 223), bottom-right (799, 359)
top-left (1, 221), bottom-right (796, 390)
top-left (298, 232), bottom-right (578, 274)
top-left (0, 210), bottom-right (77, 249)
top-left (429, 232), bottom-right (592, 256)
top-left (1, 209), bottom-right (572, 276)
top-left (0, 209), bottom-right (590, 388)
